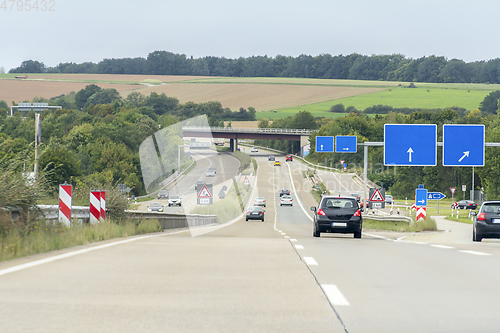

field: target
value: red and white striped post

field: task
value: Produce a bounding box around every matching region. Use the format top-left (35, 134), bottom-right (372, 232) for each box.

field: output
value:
top-left (416, 207), bottom-right (427, 222)
top-left (89, 191), bottom-right (101, 224)
top-left (59, 184), bottom-right (72, 226)
top-left (100, 190), bottom-right (106, 221)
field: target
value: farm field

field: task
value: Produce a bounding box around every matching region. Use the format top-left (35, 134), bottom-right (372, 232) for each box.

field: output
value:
top-left (1, 74), bottom-right (499, 119)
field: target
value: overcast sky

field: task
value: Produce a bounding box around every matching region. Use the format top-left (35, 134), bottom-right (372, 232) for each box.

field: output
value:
top-left (1, 0), bottom-right (499, 72)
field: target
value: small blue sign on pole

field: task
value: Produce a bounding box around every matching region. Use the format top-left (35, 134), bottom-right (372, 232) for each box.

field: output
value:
top-left (384, 124), bottom-right (437, 166)
top-left (315, 136), bottom-right (334, 153)
top-left (427, 192), bottom-right (446, 200)
top-left (335, 136), bottom-right (357, 153)
top-left (416, 188), bottom-right (428, 207)
top-left (442, 124), bottom-right (485, 167)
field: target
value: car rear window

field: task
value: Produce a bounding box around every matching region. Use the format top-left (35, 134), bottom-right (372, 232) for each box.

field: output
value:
top-left (150, 203), bottom-right (162, 207)
top-left (482, 204), bottom-right (500, 213)
top-left (321, 198), bottom-right (357, 209)
top-left (170, 196), bottom-right (179, 199)
top-left (249, 206), bottom-right (262, 211)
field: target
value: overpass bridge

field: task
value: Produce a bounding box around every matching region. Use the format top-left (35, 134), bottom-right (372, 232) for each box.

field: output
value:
top-left (182, 126), bottom-right (313, 152)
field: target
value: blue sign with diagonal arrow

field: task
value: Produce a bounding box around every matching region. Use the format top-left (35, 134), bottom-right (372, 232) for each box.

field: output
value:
top-left (442, 124), bottom-right (484, 167)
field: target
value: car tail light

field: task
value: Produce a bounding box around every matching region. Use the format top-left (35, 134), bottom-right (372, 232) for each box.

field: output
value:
top-left (260, 211), bottom-right (263, 214)
top-left (246, 211), bottom-right (250, 215)
top-left (317, 208), bottom-right (326, 216)
top-left (353, 210), bottom-right (361, 217)
top-left (478, 213), bottom-right (485, 221)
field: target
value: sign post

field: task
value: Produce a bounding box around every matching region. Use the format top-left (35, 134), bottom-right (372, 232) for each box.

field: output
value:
top-left (462, 185), bottom-right (466, 200)
top-left (450, 187), bottom-right (456, 206)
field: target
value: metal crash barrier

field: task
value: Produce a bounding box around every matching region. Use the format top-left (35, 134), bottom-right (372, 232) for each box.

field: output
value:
top-left (124, 210), bottom-right (217, 230)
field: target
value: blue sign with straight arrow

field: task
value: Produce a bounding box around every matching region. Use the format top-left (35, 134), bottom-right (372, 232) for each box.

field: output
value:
top-left (427, 192), bottom-right (446, 200)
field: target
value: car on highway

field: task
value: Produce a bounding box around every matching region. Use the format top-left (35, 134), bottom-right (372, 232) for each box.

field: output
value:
top-left (147, 202), bottom-right (164, 212)
top-left (452, 200), bottom-right (477, 210)
top-left (246, 206), bottom-right (265, 221)
top-left (157, 190), bottom-right (169, 199)
top-left (206, 167), bottom-right (216, 177)
top-left (168, 195), bottom-right (182, 207)
top-left (195, 180), bottom-right (205, 190)
top-left (254, 197), bottom-right (266, 207)
top-left (385, 195), bottom-right (394, 204)
top-left (268, 155), bottom-right (275, 161)
top-left (286, 155), bottom-right (293, 161)
top-left (280, 195), bottom-right (293, 206)
top-left (311, 196), bottom-right (362, 238)
top-left (279, 188), bottom-right (290, 197)
top-left (251, 147), bottom-right (258, 152)
top-left (350, 193), bottom-right (361, 203)
top-left (274, 161), bottom-right (281, 166)
top-left (472, 201), bottom-right (500, 242)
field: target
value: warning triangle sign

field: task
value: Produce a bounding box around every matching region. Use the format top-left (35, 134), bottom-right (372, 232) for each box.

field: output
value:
top-left (369, 189), bottom-right (384, 202)
top-left (198, 185), bottom-right (212, 198)
top-left (244, 176), bottom-right (250, 185)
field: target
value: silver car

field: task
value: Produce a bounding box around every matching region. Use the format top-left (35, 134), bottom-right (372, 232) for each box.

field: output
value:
top-left (206, 167), bottom-right (216, 177)
top-left (280, 196), bottom-right (293, 206)
top-left (147, 202), bottom-right (164, 212)
top-left (254, 197), bottom-right (266, 207)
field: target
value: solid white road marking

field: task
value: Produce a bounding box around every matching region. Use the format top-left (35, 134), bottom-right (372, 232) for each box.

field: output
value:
top-left (321, 284), bottom-right (350, 306)
top-left (285, 162), bottom-right (313, 222)
top-left (303, 257), bottom-right (318, 265)
top-left (295, 245), bottom-right (304, 249)
top-left (459, 250), bottom-right (492, 256)
top-left (431, 245), bottom-right (455, 249)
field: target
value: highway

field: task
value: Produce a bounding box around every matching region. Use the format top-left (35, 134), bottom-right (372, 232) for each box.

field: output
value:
top-left (2, 149), bottom-right (500, 332)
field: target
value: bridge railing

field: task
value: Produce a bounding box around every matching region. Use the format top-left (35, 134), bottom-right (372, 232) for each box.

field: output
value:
top-left (182, 126), bottom-right (313, 135)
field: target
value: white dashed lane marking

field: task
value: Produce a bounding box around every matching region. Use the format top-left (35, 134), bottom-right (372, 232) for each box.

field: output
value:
top-left (321, 284), bottom-right (350, 306)
top-left (295, 245), bottom-right (304, 249)
top-left (431, 245), bottom-right (455, 249)
top-left (459, 250), bottom-right (492, 256)
top-left (303, 257), bottom-right (318, 266)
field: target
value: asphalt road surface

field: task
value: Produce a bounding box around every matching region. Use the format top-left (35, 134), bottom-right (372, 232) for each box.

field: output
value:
top-left (2, 149), bottom-right (500, 332)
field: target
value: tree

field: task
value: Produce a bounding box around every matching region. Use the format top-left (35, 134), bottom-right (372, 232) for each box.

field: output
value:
top-left (479, 90), bottom-right (500, 115)
top-left (330, 104), bottom-right (345, 113)
top-left (39, 147), bottom-right (81, 188)
top-left (9, 60), bottom-right (46, 73)
top-left (75, 84), bottom-right (102, 109)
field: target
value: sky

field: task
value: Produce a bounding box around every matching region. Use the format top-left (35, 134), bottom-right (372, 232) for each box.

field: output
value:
top-left (1, 0), bottom-right (499, 72)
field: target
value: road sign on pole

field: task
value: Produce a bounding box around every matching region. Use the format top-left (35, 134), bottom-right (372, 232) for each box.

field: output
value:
top-left (416, 188), bottom-right (428, 207)
top-left (442, 124), bottom-right (484, 166)
top-left (427, 192), bottom-right (446, 200)
top-left (384, 124), bottom-right (437, 166)
top-left (315, 136), bottom-right (334, 153)
top-left (197, 184), bottom-right (213, 205)
top-left (335, 136), bottom-right (357, 153)
top-left (369, 188), bottom-right (385, 209)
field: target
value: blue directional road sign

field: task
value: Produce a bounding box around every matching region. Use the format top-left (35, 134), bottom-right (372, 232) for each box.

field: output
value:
top-left (416, 188), bottom-right (428, 206)
top-left (427, 192), bottom-right (446, 200)
top-left (335, 136), bottom-right (357, 153)
top-left (442, 124), bottom-right (484, 167)
top-left (316, 136), bottom-right (334, 153)
top-left (384, 124), bottom-right (437, 166)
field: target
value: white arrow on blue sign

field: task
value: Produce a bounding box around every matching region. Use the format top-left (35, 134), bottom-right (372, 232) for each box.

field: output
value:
top-left (335, 136), bottom-right (357, 153)
top-left (315, 136), bottom-right (334, 153)
top-left (427, 192), bottom-right (446, 200)
top-left (384, 124), bottom-right (437, 166)
top-left (442, 125), bottom-right (484, 167)
top-left (416, 188), bottom-right (428, 207)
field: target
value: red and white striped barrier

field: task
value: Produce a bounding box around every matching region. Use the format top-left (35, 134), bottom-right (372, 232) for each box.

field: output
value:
top-left (89, 191), bottom-right (101, 224)
top-left (58, 184), bottom-right (72, 226)
top-left (100, 191), bottom-right (106, 221)
top-left (416, 207), bottom-right (426, 221)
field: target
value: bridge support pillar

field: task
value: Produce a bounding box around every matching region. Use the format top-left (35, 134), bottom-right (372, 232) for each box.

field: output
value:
top-left (230, 139), bottom-right (238, 152)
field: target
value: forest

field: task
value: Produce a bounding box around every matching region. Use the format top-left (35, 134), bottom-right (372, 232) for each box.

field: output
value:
top-left (9, 51), bottom-right (500, 84)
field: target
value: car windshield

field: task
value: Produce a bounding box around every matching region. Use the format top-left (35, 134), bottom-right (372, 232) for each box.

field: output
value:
top-left (321, 198), bottom-right (357, 209)
top-left (482, 204), bottom-right (500, 213)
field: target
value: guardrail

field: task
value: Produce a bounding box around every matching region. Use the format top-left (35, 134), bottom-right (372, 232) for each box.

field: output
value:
top-left (362, 215), bottom-right (413, 223)
top-left (37, 205), bottom-right (90, 224)
top-left (183, 126), bottom-right (313, 135)
top-left (125, 210), bottom-right (217, 229)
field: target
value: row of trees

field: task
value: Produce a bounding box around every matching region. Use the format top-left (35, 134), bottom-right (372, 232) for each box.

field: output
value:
top-left (10, 52), bottom-right (500, 84)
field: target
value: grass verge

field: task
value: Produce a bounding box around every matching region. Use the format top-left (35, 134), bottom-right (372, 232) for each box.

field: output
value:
top-left (364, 215), bottom-right (437, 232)
top-left (0, 219), bottom-right (161, 262)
